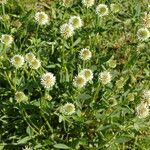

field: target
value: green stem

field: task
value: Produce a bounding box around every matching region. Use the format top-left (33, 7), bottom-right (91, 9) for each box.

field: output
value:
top-left (4, 71), bottom-right (15, 90)
top-left (22, 108), bottom-right (44, 135)
top-left (14, 69), bottom-right (18, 91)
top-left (93, 83), bottom-right (101, 102)
top-left (36, 24), bottom-right (39, 39)
top-left (71, 36), bottom-right (74, 55)
top-left (40, 110), bottom-right (53, 133)
top-left (2, 4), bottom-right (5, 16)
top-left (83, 60), bottom-right (85, 68)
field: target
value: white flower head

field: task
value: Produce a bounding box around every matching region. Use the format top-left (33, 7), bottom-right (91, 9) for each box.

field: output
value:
top-left (115, 77), bottom-right (125, 89)
top-left (110, 3), bottom-right (120, 13)
top-left (73, 75), bottom-right (87, 88)
top-left (107, 58), bottom-right (117, 68)
top-left (35, 12), bottom-right (49, 25)
top-left (41, 72), bottom-right (56, 89)
top-left (29, 58), bottom-right (41, 70)
top-left (0, 0), bottom-right (7, 4)
top-left (137, 27), bottom-right (150, 41)
top-left (136, 102), bottom-right (149, 118)
top-left (99, 71), bottom-right (112, 85)
top-left (22, 146), bottom-right (33, 150)
top-left (61, 103), bottom-right (75, 115)
top-left (143, 13), bottom-right (150, 28)
top-left (79, 69), bottom-right (93, 81)
top-left (15, 91), bottom-right (28, 103)
top-left (79, 48), bottom-right (92, 60)
top-left (69, 16), bottom-right (83, 29)
top-left (1, 34), bottom-right (13, 46)
top-left (82, 0), bottom-right (95, 8)
top-left (142, 90), bottom-right (150, 106)
top-left (96, 4), bottom-right (109, 17)
top-left (60, 23), bottom-right (74, 39)
top-left (11, 55), bottom-right (24, 68)
top-left (62, 0), bottom-right (73, 7)
top-left (25, 52), bottom-right (36, 63)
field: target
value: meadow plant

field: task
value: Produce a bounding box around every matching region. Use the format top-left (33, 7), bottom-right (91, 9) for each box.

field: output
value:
top-left (0, 0), bottom-right (150, 149)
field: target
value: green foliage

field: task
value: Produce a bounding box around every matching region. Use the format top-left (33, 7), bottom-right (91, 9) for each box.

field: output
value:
top-left (0, 0), bottom-right (150, 150)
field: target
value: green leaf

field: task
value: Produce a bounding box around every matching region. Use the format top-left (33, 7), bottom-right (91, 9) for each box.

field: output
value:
top-left (0, 144), bottom-right (4, 150)
top-left (77, 93), bottom-right (91, 100)
top-left (26, 126), bottom-right (34, 137)
top-left (53, 143), bottom-right (70, 149)
top-left (115, 137), bottom-right (132, 143)
top-left (73, 38), bottom-right (81, 47)
top-left (17, 136), bottom-right (31, 144)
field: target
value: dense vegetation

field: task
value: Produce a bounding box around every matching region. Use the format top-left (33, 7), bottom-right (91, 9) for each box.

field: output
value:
top-left (0, 0), bottom-right (150, 149)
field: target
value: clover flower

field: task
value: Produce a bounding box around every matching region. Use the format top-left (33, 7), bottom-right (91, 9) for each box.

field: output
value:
top-left (143, 13), bottom-right (150, 28)
top-left (0, 0), bottom-right (7, 4)
top-left (73, 75), bottom-right (87, 88)
top-left (62, 0), bottom-right (73, 7)
top-left (15, 91), bottom-right (28, 103)
top-left (82, 0), bottom-right (95, 8)
top-left (60, 23), bottom-right (74, 39)
top-left (35, 12), bottom-right (49, 25)
top-left (136, 102), bottom-right (149, 118)
top-left (142, 90), bottom-right (150, 106)
top-left (99, 71), bottom-right (112, 85)
top-left (29, 58), bottom-right (41, 70)
top-left (69, 16), bottom-right (83, 29)
top-left (11, 55), bottom-right (24, 68)
top-left (127, 93), bottom-right (135, 101)
top-left (79, 48), bottom-right (92, 60)
top-left (22, 146), bottom-right (33, 150)
top-left (79, 69), bottom-right (93, 81)
top-left (1, 34), bottom-right (13, 46)
top-left (96, 4), bottom-right (109, 17)
top-left (41, 72), bottom-right (56, 89)
top-left (61, 103), bottom-right (75, 115)
top-left (107, 58), bottom-right (117, 68)
top-left (137, 27), bottom-right (150, 41)
top-left (115, 77), bottom-right (125, 89)
top-left (110, 3), bottom-right (120, 13)
top-left (25, 52), bottom-right (36, 63)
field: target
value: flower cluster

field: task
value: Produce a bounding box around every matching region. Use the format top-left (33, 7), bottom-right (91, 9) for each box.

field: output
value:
top-left (60, 15), bottom-right (83, 39)
top-left (136, 90), bottom-right (150, 118)
top-left (142, 12), bottom-right (150, 28)
top-left (82, 0), bottom-right (95, 8)
top-left (79, 69), bottom-right (93, 82)
top-left (137, 27), bottom-right (150, 41)
top-left (25, 52), bottom-right (41, 70)
top-left (62, 0), bottom-right (73, 7)
top-left (1, 34), bottom-right (13, 47)
top-left (142, 90), bottom-right (150, 106)
top-left (79, 48), bottom-right (92, 61)
top-left (35, 12), bottom-right (49, 25)
top-left (60, 103), bottom-right (75, 115)
top-left (60, 23), bottom-right (74, 39)
top-left (15, 91), bottom-right (28, 103)
top-left (22, 146), bottom-right (33, 150)
top-left (41, 72), bottom-right (56, 89)
top-left (73, 74), bottom-right (87, 88)
top-left (96, 4), bottom-right (109, 17)
top-left (11, 55), bottom-right (25, 68)
top-left (99, 71), bottom-right (112, 85)
top-left (0, 0), bottom-right (7, 4)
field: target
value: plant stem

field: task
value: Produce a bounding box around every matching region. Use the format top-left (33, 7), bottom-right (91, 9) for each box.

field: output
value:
top-left (4, 71), bottom-right (15, 90)
top-left (93, 83), bottom-right (101, 102)
top-left (40, 110), bottom-right (53, 133)
top-left (2, 4), bottom-right (5, 16)
top-left (21, 108), bottom-right (43, 135)
top-left (36, 24), bottom-right (39, 39)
